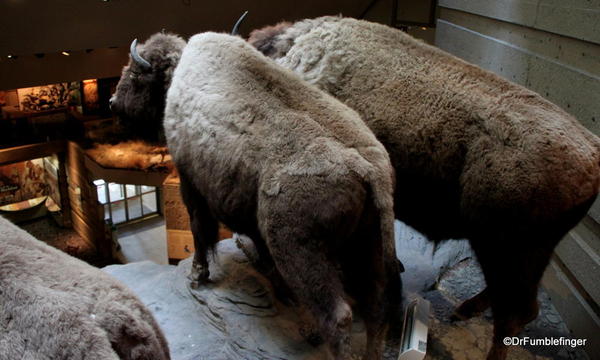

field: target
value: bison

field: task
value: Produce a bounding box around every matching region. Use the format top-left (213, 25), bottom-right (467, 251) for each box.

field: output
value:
top-left (0, 216), bottom-right (170, 360)
top-left (110, 27), bottom-right (402, 359)
top-left (249, 16), bottom-right (600, 360)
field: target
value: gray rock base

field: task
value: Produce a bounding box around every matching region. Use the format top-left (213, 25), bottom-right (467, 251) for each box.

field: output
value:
top-left (105, 239), bottom-right (372, 360)
top-left (104, 222), bottom-right (589, 360)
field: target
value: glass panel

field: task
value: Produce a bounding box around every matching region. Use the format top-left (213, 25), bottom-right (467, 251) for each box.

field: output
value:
top-left (127, 196), bottom-right (142, 220)
top-left (108, 182), bottom-right (124, 201)
top-left (125, 184), bottom-right (137, 198)
top-left (142, 192), bottom-right (157, 214)
top-left (141, 185), bottom-right (155, 194)
top-left (98, 181), bottom-right (159, 225)
top-left (110, 201), bottom-right (126, 224)
top-left (96, 183), bottom-right (107, 204)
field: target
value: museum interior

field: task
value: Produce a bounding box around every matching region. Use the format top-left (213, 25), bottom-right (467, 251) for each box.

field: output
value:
top-left (0, 1), bottom-right (598, 360)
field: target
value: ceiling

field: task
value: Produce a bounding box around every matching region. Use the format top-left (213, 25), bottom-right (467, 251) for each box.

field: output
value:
top-left (0, 0), bottom-right (374, 90)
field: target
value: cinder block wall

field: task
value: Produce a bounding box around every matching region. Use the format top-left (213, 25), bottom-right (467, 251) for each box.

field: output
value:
top-left (434, 1), bottom-right (600, 357)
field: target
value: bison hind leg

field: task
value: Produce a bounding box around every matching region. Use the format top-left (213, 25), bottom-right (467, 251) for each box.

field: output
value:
top-left (451, 287), bottom-right (491, 321)
top-left (470, 235), bottom-right (555, 360)
top-left (265, 229), bottom-right (353, 359)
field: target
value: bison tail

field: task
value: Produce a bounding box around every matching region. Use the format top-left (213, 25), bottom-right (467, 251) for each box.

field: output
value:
top-left (367, 174), bottom-right (404, 321)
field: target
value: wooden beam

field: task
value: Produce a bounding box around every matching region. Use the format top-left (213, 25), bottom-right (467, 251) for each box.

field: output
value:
top-left (84, 154), bottom-right (169, 187)
top-left (0, 141), bottom-right (66, 166)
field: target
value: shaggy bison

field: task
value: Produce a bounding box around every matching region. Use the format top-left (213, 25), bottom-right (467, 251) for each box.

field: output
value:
top-left (110, 29), bottom-right (401, 359)
top-left (0, 216), bottom-right (170, 360)
top-left (249, 16), bottom-right (600, 360)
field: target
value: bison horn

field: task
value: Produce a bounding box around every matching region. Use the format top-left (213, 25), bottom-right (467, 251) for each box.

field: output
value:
top-left (231, 11), bottom-right (248, 36)
top-left (130, 39), bottom-right (152, 70)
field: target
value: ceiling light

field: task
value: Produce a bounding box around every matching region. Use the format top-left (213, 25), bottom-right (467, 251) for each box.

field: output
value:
top-left (62, 51), bottom-right (70, 56)
top-left (7, 54), bottom-right (17, 59)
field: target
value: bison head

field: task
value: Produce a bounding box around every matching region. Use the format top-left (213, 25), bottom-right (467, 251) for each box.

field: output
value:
top-left (247, 21), bottom-right (292, 58)
top-left (110, 12), bottom-right (247, 143)
top-left (110, 33), bottom-right (186, 143)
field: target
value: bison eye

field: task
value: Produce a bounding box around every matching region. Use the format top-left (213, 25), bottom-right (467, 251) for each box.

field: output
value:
top-left (129, 73), bottom-right (136, 79)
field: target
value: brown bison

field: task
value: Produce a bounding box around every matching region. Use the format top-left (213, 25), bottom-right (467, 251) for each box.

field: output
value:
top-left (110, 29), bottom-right (402, 359)
top-left (249, 16), bottom-right (600, 360)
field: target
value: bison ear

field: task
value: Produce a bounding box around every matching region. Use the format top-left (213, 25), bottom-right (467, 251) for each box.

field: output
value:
top-left (248, 22), bottom-right (292, 57)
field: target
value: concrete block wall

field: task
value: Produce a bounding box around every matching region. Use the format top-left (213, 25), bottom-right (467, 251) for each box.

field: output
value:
top-left (434, 1), bottom-right (600, 357)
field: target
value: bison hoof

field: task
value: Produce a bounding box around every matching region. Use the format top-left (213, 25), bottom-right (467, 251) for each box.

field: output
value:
top-left (188, 276), bottom-right (211, 289)
top-left (450, 304), bottom-right (481, 321)
top-left (451, 297), bottom-right (489, 322)
top-left (450, 311), bottom-right (469, 322)
top-left (299, 325), bottom-right (324, 347)
top-left (187, 268), bottom-right (210, 289)
top-left (189, 279), bottom-right (200, 289)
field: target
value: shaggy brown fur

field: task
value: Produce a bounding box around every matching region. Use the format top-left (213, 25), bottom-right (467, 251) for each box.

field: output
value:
top-left (249, 16), bottom-right (600, 360)
top-left (87, 140), bottom-right (173, 172)
top-left (249, 21), bottom-right (293, 58)
top-left (0, 216), bottom-right (170, 360)
top-left (111, 31), bottom-right (401, 359)
top-left (110, 33), bottom-right (187, 143)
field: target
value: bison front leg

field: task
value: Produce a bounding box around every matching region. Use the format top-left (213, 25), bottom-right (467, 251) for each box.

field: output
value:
top-left (179, 173), bottom-right (218, 289)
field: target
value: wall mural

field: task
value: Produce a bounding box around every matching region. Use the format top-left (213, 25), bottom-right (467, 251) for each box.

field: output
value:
top-left (82, 79), bottom-right (100, 114)
top-left (0, 91), bottom-right (7, 107)
top-left (0, 159), bottom-right (48, 207)
top-left (17, 82), bottom-right (81, 112)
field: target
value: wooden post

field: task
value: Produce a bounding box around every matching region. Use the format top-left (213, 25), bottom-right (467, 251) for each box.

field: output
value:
top-left (56, 152), bottom-right (72, 227)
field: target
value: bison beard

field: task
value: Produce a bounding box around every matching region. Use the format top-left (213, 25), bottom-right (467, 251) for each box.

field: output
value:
top-left (249, 16), bottom-right (600, 360)
top-left (112, 31), bottom-right (402, 360)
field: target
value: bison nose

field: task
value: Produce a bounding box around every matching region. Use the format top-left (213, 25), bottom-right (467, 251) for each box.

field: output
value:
top-left (109, 97), bottom-right (114, 110)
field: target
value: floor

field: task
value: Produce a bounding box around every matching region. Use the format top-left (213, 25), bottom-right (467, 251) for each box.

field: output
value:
top-left (114, 215), bottom-right (169, 265)
top-left (16, 212), bottom-right (169, 267)
top-left (18, 215), bottom-right (102, 264)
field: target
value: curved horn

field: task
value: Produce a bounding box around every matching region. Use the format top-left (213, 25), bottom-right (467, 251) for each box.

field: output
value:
top-left (231, 11), bottom-right (249, 36)
top-left (130, 39), bottom-right (151, 70)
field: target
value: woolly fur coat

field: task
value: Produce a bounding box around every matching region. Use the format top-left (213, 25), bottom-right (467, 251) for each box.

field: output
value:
top-left (251, 16), bottom-right (600, 236)
top-left (0, 216), bottom-right (170, 360)
top-left (163, 32), bottom-right (396, 255)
